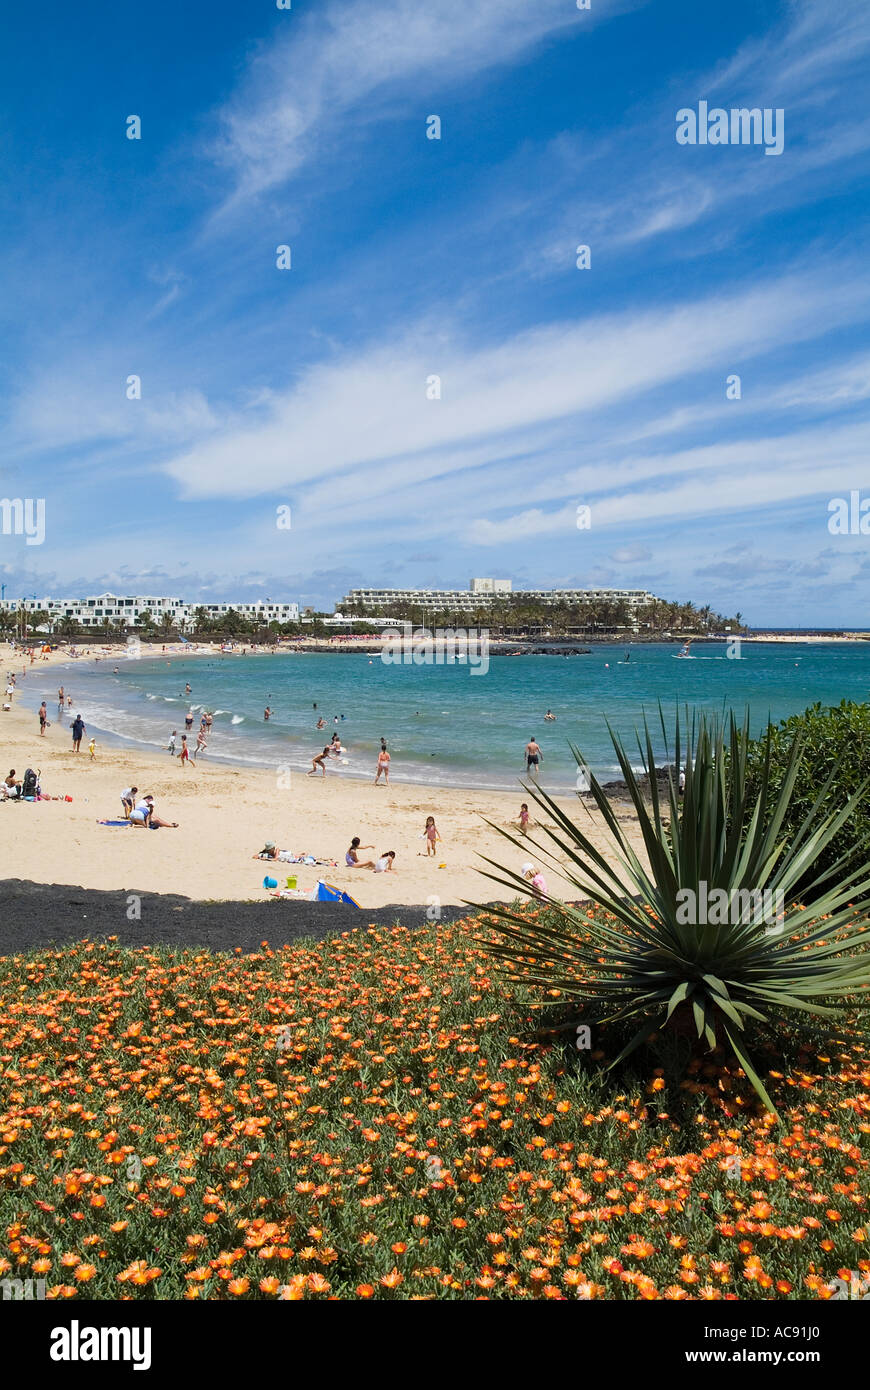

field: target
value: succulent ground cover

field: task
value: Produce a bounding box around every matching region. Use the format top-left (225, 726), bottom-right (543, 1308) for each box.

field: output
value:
top-left (1, 912), bottom-right (867, 1300)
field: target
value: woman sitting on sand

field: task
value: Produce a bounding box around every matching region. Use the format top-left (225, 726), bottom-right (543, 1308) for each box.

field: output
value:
top-left (2, 769), bottom-right (21, 799)
top-left (346, 837), bottom-right (376, 868)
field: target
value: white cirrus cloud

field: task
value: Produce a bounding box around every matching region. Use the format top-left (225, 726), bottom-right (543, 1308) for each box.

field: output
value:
top-left (160, 264), bottom-right (870, 503)
top-left (210, 0), bottom-right (643, 208)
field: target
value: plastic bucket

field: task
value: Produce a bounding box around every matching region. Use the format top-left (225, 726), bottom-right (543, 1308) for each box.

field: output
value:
top-left (286, 876), bottom-right (297, 890)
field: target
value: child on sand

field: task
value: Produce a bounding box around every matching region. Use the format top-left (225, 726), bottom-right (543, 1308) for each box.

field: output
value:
top-left (518, 802), bottom-right (530, 834)
top-left (374, 850), bottom-right (396, 873)
top-left (424, 815), bottom-right (441, 856)
top-left (178, 735), bottom-right (192, 767)
top-left (88, 737), bottom-right (96, 760)
top-left (522, 862), bottom-right (547, 899)
top-left (168, 730), bottom-right (177, 756)
top-left (346, 837), bottom-right (376, 868)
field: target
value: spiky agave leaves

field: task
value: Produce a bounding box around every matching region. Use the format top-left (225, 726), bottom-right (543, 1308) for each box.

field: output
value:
top-left (477, 707), bottom-right (870, 1114)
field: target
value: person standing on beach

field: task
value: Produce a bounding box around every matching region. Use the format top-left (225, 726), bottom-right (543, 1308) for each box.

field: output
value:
top-left (194, 729), bottom-right (208, 759)
top-left (121, 786), bottom-right (138, 818)
top-left (517, 802), bottom-right (530, 834)
top-left (184, 710), bottom-right (194, 732)
top-left (71, 713), bottom-right (85, 753)
top-left (38, 701), bottom-right (47, 735)
top-left (168, 729), bottom-right (177, 756)
top-left (178, 734), bottom-right (192, 768)
top-left (374, 744), bottom-right (391, 785)
top-left (308, 745), bottom-right (330, 777)
top-left (88, 736), bottom-right (96, 760)
top-left (525, 737), bottom-right (543, 779)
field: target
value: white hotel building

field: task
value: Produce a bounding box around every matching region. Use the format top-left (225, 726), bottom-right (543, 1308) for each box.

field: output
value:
top-left (0, 593), bottom-right (300, 631)
top-left (342, 578), bottom-right (657, 614)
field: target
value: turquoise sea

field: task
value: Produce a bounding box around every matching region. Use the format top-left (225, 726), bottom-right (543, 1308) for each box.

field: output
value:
top-left (28, 642), bottom-right (870, 792)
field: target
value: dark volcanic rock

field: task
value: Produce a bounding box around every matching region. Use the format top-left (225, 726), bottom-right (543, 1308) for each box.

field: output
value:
top-left (0, 879), bottom-right (488, 957)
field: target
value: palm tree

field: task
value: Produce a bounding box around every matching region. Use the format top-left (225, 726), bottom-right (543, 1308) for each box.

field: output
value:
top-left (28, 608), bottom-right (51, 634)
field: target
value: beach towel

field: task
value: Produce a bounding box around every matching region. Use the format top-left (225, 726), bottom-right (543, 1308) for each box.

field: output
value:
top-left (97, 819), bottom-right (132, 827)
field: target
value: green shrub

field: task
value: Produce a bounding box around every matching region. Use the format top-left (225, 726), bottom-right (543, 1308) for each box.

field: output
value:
top-left (743, 701), bottom-right (870, 886)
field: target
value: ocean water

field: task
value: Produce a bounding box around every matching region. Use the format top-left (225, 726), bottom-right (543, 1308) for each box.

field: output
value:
top-left (23, 642), bottom-right (870, 792)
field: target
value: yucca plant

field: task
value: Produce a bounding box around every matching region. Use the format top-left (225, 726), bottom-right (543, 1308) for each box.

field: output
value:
top-left (479, 708), bottom-right (870, 1113)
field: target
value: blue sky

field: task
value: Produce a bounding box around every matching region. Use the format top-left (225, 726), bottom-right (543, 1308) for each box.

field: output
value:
top-left (1, 0), bottom-right (869, 624)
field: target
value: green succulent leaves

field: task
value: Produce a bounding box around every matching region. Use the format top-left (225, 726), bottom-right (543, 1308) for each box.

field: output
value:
top-left (479, 708), bottom-right (870, 1115)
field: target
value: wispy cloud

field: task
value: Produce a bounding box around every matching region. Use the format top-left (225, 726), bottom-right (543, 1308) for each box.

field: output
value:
top-left (159, 263), bottom-right (870, 505)
top-left (210, 0), bottom-right (640, 210)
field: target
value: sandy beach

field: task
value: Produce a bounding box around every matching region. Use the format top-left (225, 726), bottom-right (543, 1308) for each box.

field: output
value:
top-left (0, 644), bottom-right (646, 907)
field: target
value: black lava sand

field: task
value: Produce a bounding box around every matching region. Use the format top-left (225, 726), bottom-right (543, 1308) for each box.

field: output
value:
top-left (0, 879), bottom-right (491, 956)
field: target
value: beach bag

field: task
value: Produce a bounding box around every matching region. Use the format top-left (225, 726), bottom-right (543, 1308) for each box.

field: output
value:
top-left (22, 768), bottom-right (38, 798)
